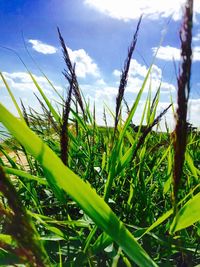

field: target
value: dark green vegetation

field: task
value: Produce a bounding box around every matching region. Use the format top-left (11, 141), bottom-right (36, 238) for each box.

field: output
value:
top-left (0, 0), bottom-right (200, 266)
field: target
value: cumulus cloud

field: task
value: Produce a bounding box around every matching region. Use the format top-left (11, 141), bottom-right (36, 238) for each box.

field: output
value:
top-left (113, 69), bottom-right (121, 77)
top-left (193, 33), bottom-right (200, 42)
top-left (113, 59), bottom-right (175, 94)
top-left (152, 45), bottom-right (200, 62)
top-left (28, 40), bottom-right (100, 77)
top-left (28, 39), bottom-right (57, 54)
top-left (193, 47), bottom-right (200, 61)
top-left (81, 82), bottom-right (117, 106)
top-left (188, 98), bottom-right (200, 126)
top-left (67, 47), bottom-right (100, 78)
top-left (152, 46), bottom-right (180, 61)
top-left (84, 0), bottom-right (200, 21)
top-left (0, 71), bottom-right (64, 117)
top-left (0, 72), bottom-right (62, 95)
top-left (129, 59), bottom-right (148, 77)
top-left (96, 78), bottom-right (106, 85)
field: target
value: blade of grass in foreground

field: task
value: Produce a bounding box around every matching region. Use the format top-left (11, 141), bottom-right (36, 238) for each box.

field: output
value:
top-left (0, 103), bottom-right (157, 267)
top-left (170, 192), bottom-right (200, 234)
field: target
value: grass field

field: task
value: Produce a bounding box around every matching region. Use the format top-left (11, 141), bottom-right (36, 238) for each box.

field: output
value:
top-left (0, 0), bottom-right (200, 266)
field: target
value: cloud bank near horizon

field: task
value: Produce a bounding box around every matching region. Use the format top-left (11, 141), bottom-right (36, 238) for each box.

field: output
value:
top-left (84, 0), bottom-right (200, 22)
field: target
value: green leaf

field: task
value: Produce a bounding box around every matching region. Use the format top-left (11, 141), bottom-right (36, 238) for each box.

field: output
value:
top-left (138, 209), bottom-right (173, 239)
top-left (0, 234), bottom-right (14, 245)
top-left (91, 232), bottom-right (113, 254)
top-left (138, 184), bottom-right (200, 239)
top-left (170, 192), bottom-right (200, 234)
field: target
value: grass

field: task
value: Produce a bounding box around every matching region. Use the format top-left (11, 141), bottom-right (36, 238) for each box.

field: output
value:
top-left (0, 0), bottom-right (199, 266)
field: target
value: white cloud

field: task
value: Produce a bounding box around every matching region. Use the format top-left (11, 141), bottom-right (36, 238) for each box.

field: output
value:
top-left (129, 59), bottom-right (148, 77)
top-left (28, 39), bottom-right (57, 54)
top-left (67, 47), bottom-right (100, 78)
top-left (84, 0), bottom-right (200, 21)
top-left (113, 59), bottom-right (175, 94)
top-left (151, 64), bottom-right (163, 80)
top-left (96, 78), bottom-right (106, 85)
top-left (81, 83), bottom-right (117, 105)
top-left (193, 47), bottom-right (200, 61)
top-left (113, 69), bottom-right (121, 77)
top-left (152, 46), bottom-right (180, 61)
top-left (188, 98), bottom-right (200, 126)
top-left (96, 86), bottom-right (117, 99)
top-left (0, 72), bottom-right (62, 95)
top-left (0, 71), bottom-right (63, 117)
top-left (193, 33), bottom-right (200, 42)
top-left (152, 45), bottom-right (200, 61)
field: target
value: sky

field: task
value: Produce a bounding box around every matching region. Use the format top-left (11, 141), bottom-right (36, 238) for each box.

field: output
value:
top-left (0, 0), bottom-right (200, 130)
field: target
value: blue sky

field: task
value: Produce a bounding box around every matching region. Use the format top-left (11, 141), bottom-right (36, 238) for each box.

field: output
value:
top-left (0, 0), bottom-right (200, 129)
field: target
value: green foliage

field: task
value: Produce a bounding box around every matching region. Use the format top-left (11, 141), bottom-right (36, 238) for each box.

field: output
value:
top-left (0, 83), bottom-right (199, 265)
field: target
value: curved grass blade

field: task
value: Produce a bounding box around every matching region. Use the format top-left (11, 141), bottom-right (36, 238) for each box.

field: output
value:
top-left (138, 183), bottom-right (200, 239)
top-left (170, 192), bottom-right (200, 234)
top-left (3, 166), bottom-right (47, 185)
top-left (0, 72), bottom-right (24, 122)
top-left (0, 47), bottom-right (60, 124)
top-left (0, 103), bottom-right (157, 267)
top-left (29, 72), bottom-right (60, 124)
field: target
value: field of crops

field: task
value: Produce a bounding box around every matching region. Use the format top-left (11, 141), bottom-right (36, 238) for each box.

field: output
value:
top-left (0, 0), bottom-right (199, 266)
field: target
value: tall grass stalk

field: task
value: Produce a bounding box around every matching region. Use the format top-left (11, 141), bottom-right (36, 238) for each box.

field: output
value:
top-left (114, 15), bottom-right (142, 133)
top-left (173, 0), bottom-right (193, 203)
top-left (60, 62), bottom-right (75, 165)
top-left (57, 27), bottom-right (85, 117)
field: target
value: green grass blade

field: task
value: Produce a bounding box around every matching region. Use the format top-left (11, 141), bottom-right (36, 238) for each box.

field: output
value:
top-left (28, 72), bottom-right (60, 123)
top-left (138, 209), bottom-right (173, 239)
top-left (138, 183), bottom-right (200, 239)
top-left (0, 48), bottom-right (60, 123)
top-left (185, 150), bottom-right (200, 179)
top-left (0, 72), bottom-right (24, 122)
top-left (163, 147), bottom-right (173, 194)
top-left (104, 66), bottom-right (153, 202)
top-left (0, 103), bottom-right (157, 267)
top-left (0, 145), bottom-right (18, 168)
top-left (170, 192), bottom-right (200, 234)
top-left (91, 232), bottom-right (113, 254)
top-left (3, 167), bottom-right (47, 185)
